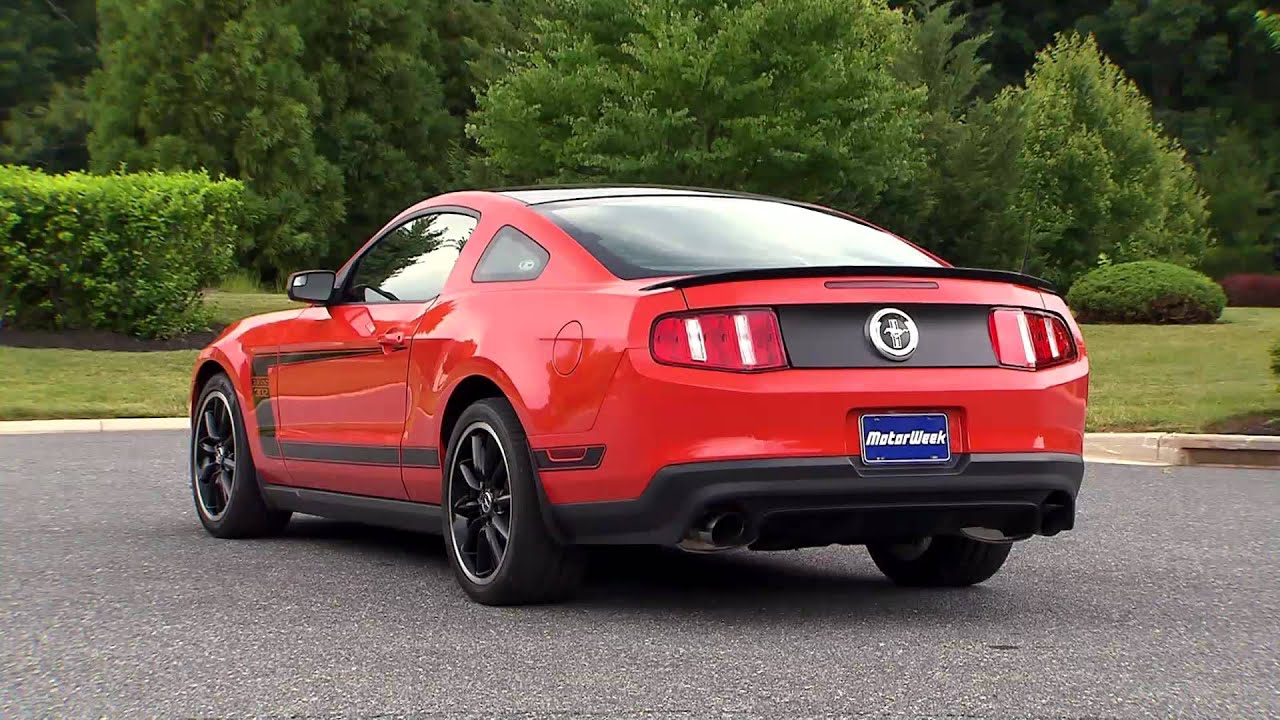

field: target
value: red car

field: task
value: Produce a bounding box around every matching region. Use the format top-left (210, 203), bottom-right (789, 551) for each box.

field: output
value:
top-left (189, 186), bottom-right (1088, 605)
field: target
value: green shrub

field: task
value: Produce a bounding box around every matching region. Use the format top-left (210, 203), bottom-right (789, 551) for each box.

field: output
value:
top-left (0, 166), bottom-right (244, 338)
top-left (1066, 261), bottom-right (1227, 324)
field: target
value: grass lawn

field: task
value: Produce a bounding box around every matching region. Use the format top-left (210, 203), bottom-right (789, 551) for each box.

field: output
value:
top-left (2, 296), bottom-right (1277, 430)
top-left (1083, 307), bottom-right (1280, 432)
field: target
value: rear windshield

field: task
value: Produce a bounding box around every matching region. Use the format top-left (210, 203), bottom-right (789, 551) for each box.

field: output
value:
top-left (533, 195), bottom-right (940, 280)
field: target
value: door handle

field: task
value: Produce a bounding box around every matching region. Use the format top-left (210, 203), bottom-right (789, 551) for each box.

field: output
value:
top-left (377, 331), bottom-right (407, 352)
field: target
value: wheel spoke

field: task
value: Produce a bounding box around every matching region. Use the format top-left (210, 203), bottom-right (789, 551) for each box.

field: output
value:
top-left (491, 461), bottom-right (508, 489)
top-left (470, 433), bottom-right (485, 476)
top-left (213, 472), bottom-right (231, 509)
top-left (453, 496), bottom-right (481, 519)
top-left (199, 439), bottom-right (218, 455)
top-left (197, 458), bottom-right (218, 483)
top-left (203, 410), bottom-right (221, 441)
top-left (220, 456), bottom-right (236, 473)
top-left (490, 512), bottom-right (510, 541)
top-left (493, 493), bottom-right (511, 513)
top-left (458, 462), bottom-right (482, 490)
top-left (482, 522), bottom-right (504, 565)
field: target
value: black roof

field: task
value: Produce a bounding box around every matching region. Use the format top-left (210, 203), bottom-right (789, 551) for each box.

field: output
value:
top-left (494, 184), bottom-right (768, 205)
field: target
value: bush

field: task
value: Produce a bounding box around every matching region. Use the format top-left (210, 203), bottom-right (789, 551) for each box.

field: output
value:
top-left (0, 166), bottom-right (244, 338)
top-left (1066, 261), bottom-right (1227, 324)
top-left (1219, 274), bottom-right (1280, 308)
top-left (467, 0), bottom-right (925, 216)
top-left (1001, 34), bottom-right (1212, 290)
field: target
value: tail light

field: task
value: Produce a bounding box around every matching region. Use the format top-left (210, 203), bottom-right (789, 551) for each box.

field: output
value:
top-left (652, 308), bottom-right (787, 371)
top-left (989, 308), bottom-right (1077, 369)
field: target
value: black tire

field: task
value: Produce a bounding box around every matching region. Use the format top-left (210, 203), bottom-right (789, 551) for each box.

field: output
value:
top-left (190, 373), bottom-right (291, 538)
top-left (866, 535), bottom-right (1011, 587)
top-left (442, 397), bottom-right (584, 605)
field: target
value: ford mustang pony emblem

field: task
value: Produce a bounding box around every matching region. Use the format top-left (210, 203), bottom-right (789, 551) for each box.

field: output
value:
top-left (867, 307), bottom-right (918, 361)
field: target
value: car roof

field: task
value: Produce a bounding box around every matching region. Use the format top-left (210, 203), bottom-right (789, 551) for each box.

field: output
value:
top-left (492, 184), bottom-right (771, 205)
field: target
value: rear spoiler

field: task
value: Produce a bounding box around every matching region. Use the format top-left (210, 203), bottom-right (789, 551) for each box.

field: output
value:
top-left (641, 265), bottom-right (1059, 294)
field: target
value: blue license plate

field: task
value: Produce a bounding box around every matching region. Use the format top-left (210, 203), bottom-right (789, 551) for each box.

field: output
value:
top-left (859, 413), bottom-right (951, 465)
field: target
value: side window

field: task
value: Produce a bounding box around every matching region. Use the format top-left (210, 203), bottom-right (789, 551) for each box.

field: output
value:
top-left (346, 212), bottom-right (478, 303)
top-left (472, 226), bottom-right (550, 283)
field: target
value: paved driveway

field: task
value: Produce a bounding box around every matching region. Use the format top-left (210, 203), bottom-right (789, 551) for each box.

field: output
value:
top-left (2, 431), bottom-right (1276, 718)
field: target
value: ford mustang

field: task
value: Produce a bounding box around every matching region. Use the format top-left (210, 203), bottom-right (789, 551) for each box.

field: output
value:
top-left (189, 186), bottom-right (1088, 605)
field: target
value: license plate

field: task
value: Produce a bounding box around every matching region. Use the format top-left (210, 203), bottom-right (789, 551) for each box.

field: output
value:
top-left (859, 413), bottom-right (951, 465)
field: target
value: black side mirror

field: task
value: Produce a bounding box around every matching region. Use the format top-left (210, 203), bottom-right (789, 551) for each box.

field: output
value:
top-left (286, 270), bottom-right (336, 304)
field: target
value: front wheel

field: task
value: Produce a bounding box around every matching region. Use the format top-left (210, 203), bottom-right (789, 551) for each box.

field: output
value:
top-left (866, 535), bottom-right (1011, 587)
top-left (191, 373), bottom-right (291, 538)
top-left (442, 398), bottom-right (584, 605)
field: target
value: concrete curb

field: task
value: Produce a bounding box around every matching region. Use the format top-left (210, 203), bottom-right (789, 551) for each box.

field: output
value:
top-left (1085, 432), bottom-right (1280, 469)
top-left (0, 420), bottom-right (1275, 468)
top-left (0, 417), bottom-right (188, 434)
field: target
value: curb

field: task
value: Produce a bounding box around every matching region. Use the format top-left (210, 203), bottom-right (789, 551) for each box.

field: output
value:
top-left (0, 417), bottom-right (188, 434)
top-left (0, 420), bottom-right (1275, 469)
top-left (1085, 432), bottom-right (1280, 469)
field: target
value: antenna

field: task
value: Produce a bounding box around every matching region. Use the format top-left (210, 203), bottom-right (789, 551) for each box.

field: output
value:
top-left (1018, 207), bottom-right (1033, 275)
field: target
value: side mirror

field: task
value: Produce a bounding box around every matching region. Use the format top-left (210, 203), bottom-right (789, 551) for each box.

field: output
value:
top-left (286, 270), bottom-right (336, 304)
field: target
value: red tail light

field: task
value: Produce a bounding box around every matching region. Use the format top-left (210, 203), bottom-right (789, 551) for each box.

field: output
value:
top-left (989, 308), bottom-right (1077, 369)
top-left (652, 308), bottom-right (787, 371)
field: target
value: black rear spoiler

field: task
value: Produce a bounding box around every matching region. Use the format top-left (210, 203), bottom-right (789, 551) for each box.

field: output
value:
top-left (641, 265), bottom-right (1059, 294)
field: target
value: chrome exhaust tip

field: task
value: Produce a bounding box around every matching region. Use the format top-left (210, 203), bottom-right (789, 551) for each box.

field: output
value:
top-left (678, 512), bottom-right (749, 552)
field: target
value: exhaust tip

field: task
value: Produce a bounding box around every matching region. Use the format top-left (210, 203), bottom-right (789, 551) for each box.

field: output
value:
top-left (678, 511), bottom-right (750, 552)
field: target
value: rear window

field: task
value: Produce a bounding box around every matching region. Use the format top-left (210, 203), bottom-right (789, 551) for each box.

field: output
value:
top-left (533, 195), bottom-right (940, 280)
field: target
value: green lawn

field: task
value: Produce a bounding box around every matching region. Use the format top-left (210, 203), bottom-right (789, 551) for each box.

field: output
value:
top-left (1083, 307), bottom-right (1280, 432)
top-left (2, 298), bottom-right (1278, 429)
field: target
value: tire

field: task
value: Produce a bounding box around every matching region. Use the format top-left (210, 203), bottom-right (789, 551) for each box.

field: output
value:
top-left (441, 397), bottom-right (584, 605)
top-left (190, 373), bottom-right (291, 538)
top-left (866, 535), bottom-right (1011, 587)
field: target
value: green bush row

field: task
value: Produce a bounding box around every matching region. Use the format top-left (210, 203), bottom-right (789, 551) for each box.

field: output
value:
top-left (1066, 261), bottom-right (1227, 324)
top-left (0, 166), bottom-right (246, 338)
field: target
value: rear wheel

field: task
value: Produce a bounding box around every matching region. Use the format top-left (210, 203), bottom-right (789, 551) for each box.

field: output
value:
top-left (866, 535), bottom-right (1011, 587)
top-left (191, 373), bottom-right (291, 538)
top-left (442, 398), bottom-right (583, 605)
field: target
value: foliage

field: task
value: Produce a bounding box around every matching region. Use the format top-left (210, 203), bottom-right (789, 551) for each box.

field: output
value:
top-left (88, 0), bottom-right (343, 281)
top-left (1272, 337), bottom-right (1280, 384)
top-left (1067, 260), bottom-right (1227, 324)
top-left (1220, 273), bottom-right (1280, 307)
top-left (468, 0), bottom-right (926, 217)
top-left (0, 0), bottom-right (97, 171)
top-left (1196, 126), bottom-right (1277, 276)
top-left (890, 0), bottom-right (1023, 269)
top-left (1001, 33), bottom-right (1213, 290)
top-left (1256, 10), bottom-right (1280, 49)
top-left (0, 166), bottom-right (244, 338)
top-left (289, 0), bottom-right (458, 267)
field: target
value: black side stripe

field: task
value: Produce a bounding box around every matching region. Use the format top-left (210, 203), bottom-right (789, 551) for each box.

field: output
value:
top-left (402, 448), bottom-right (441, 468)
top-left (247, 348), bottom-right (439, 468)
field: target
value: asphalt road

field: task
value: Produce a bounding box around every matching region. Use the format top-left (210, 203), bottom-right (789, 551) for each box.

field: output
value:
top-left (1, 431), bottom-right (1277, 719)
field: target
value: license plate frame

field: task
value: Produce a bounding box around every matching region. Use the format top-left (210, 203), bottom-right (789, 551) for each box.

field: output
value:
top-left (859, 412), bottom-right (952, 465)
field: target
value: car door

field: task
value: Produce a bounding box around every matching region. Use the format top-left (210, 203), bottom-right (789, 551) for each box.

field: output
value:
top-left (273, 210), bottom-right (480, 498)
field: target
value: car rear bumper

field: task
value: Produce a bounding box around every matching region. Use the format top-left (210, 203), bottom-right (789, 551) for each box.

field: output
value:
top-left (550, 452), bottom-right (1084, 548)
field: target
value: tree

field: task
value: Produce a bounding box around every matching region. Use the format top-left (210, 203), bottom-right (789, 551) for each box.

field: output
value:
top-left (892, 0), bottom-right (1024, 269)
top-left (1001, 33), bottom-right (1212, 289)
top-left (89, 0), bottom-right (344, 279)
top-left (0, 0), bottom-right (97, 171)
top-left (289, 0), bottom-right (458, 265)
top-left (1259, 9), bottom-right (1280, 49)
top-left (467, 0), bottom-right (926, 217)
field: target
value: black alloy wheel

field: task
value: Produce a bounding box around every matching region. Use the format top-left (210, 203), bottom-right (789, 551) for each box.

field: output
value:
top-left (447, 421), bottom-right (512, 583)
top-left (193, 390), bottom-right (237, 521)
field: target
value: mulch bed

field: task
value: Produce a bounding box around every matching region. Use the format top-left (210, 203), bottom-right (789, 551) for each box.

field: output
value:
top-left (0, 326), bottom-right (223, 352)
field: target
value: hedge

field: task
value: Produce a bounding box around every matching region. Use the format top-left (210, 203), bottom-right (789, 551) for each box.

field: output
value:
top-left (1273, 338), bottom-right (1280, 384)
top-left (1220, 273), bottom-right (1280, 308)
top-left (0, 167), bottom-right (247, 338)
top-left (1066, 260), bottom-right (1227, 324)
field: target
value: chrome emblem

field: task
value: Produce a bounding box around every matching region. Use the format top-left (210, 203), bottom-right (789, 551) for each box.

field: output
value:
top-left (867, 307), bottom-right (918, 361)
